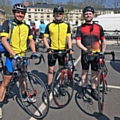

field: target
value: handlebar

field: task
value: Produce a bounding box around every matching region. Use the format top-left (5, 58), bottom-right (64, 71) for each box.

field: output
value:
top-left (35, 54), bottom-right (45, 65)
top-left (93, 51), bottom-right (115, 61)
top-left (51, 49), bottom-right (75, 61)
top-left (16, 54), bottom-right (45, 66)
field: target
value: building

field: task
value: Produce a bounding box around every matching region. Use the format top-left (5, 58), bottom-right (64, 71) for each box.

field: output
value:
top-left (0, 9), bottom-right (6, 25)
top-left (25, 2), bottom-right (115, 26)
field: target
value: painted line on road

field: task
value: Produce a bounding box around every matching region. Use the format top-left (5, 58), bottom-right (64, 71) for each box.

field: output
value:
top-left (108, 85), bottom-right (120, 89)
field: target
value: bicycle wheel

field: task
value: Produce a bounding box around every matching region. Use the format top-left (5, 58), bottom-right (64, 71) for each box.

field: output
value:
top-left (19, 73), bottom-right (49, 119)
top-left (98, 69), bottom-right (106, 114)
top-left (52, 67), bottom-right (74, 108)
top-left (36, 39), bottom-right (47, 53)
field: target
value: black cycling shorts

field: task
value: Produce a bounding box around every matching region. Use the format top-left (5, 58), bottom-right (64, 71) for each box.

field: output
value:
top-left (48, 50), bottom-right (66, 67)
top-left (81, 55), bottom-right (98, 71)
top-left (39, 33), bottom-right (44, 39)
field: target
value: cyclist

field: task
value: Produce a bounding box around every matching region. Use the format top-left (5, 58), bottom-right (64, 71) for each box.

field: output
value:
top-left (39, 19), bottom-right (46, 40)
top-left (43, 6), bottom-right (74, 96)
top-left (76, 6), bottom-right (106, 100)
top-left (0, 3), bottom-right (38, 118)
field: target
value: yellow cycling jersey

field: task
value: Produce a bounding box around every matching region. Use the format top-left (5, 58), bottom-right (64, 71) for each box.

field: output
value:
top-left (44, 21), bottom-right (71, 50)
top-left (0, 20), bottom-right (33, 56)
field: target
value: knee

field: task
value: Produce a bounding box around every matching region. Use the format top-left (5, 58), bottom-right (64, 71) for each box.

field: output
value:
top-left (48, 68), bottom-right (54, 74)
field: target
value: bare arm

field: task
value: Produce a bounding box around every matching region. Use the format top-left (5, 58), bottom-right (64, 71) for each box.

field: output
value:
top-left (101, 39), bottom-right (106, 52)
top-left (29, 38), bottom-right (36, 53)
top-left (43, 36), bottom-right (50, 49)
top-left (76, 40), bottom-right (88, 52)
top-left (1, 37), bottom-right (16, 56)
top-left (67, 36), bottom-right (72, 49)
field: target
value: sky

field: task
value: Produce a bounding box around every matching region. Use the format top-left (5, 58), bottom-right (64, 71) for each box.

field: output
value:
top-left (11, 0), bottom-right (68, 4)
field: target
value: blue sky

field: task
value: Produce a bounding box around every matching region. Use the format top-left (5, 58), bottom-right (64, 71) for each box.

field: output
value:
top-left (11, 0), bottom-right (67, 4)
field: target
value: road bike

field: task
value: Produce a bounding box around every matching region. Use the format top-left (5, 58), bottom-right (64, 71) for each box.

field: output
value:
top-left (83, 51), bottom-right (115, 114)
top-left (51, 50), bottom-right (75, 108)
top-left (0, 54), bottom-right (49, 119)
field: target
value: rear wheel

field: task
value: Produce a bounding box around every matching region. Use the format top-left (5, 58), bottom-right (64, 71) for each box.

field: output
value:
top-left (19, 73), bottom-right (49, 119)
top-left (98, 70), bottom-right (106, 114)
top-left (52, 67), bottom-right (74, 108)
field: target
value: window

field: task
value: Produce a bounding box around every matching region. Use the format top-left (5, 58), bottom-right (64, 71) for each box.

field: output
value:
top-left (35, 19), bottom-right (37, 21)
top-left (38, 9), bottom-right (40, 11)
top-left (28, 15), bottom-right (31, 18)
top-left (41, 16), bottom-right (44, 18)
top-left (47, 15), bottom-right (50, 18)
top-left (28, 19), bottom-right (31, 21)
top-left (35, 9), bottom-right (37, 11)
top-left (28, 9), bottom-right (31, 11)
top-left (41, 9), bottom-right (43, 12)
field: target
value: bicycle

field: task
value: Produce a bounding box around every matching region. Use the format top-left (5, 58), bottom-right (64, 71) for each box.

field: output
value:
top-left (83, 51), bottom-right (115, 114)
top-left (3, 54), bottom-right (49, 119)
top-left (35, 35), bottom-right (50, 53)
top-left (51, 49), bottom-right (75, 108)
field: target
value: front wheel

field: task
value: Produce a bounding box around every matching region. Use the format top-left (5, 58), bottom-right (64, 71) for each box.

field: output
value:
top-left (52, 67), bottom-right (74, 108)
top-left (98, 70), bottom-right (106, 114)
top-left (19, 73), bottom-right (49, 119)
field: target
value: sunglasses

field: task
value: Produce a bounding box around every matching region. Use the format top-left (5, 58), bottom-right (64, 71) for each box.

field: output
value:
top-left (15, 11), bottom-right (25, 15)
top-left (55, 12), bottom-right (63, 15)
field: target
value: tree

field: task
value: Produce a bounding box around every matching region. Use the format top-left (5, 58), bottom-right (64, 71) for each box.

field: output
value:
top-left (0, 0), bottom-right (12, 19)
top-left (105, 0), bottom-right (120, 13)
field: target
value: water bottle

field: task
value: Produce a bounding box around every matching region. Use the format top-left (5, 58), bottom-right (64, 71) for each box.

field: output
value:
top-left (67, 60), bottom-right (72, 69)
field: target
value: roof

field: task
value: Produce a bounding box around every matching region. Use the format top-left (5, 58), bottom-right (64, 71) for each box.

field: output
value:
top-left (27, 3), bottom-right (80, 9)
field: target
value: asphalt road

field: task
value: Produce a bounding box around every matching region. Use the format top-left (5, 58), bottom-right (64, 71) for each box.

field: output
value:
top-left (1, 42), bottom-right (120, 120)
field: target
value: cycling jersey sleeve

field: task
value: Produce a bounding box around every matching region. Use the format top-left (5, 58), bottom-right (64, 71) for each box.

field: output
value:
top-left (100, 26), bottom-right (105, 41)
top-left (76, 26), bottom-right (81, 40)
top-left (28, 25), bottom-right (33, 39)
top-left (0, 20), bottom-right (9, 38)
top-left (44, 24), bottom-right (49, 37)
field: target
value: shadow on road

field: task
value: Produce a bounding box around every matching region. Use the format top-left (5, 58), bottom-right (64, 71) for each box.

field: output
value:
top-left (114, 117), bottom-right (120, 120)
top-left (110, 59), bottom-right (120, 73)
top-left (74, 92), bottom-right (110, 120)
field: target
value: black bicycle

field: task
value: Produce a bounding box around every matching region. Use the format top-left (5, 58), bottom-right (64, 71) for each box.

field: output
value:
top-left (4, 54), bottom-right (49, 119)
top-left (51, 50), bottom-right (75, 108)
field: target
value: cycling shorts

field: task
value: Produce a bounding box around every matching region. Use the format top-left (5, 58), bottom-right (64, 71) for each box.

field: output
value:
top-left (48, 50), bottom-right (66, 67)
top-left (81, 55), bottom-right (98, 71)
top-left (3, 57), bottom-right (28, 75)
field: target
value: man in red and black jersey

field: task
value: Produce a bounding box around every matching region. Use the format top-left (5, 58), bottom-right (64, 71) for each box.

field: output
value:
top-left (76, 6), bottom-right (106, 100)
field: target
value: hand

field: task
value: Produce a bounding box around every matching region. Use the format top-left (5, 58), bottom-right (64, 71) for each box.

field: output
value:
top-left (14, 55), bottom-right (20, 61)
top-left (85, 50), bottom-right (92, 55)
top-left (100, 52), bottom-right (104, 58)
top-left (68, 48), bottom-right (74, 54)
top-left (31, 53), bottom-right (38, 59)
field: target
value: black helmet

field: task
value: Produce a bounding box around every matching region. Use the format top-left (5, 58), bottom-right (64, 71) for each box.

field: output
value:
top-left (53, 6), bottom-right (64, 13)
top-left (82, 6), bottom-right (94, 14)
top-left (12, 3), bottom-right (27, 13)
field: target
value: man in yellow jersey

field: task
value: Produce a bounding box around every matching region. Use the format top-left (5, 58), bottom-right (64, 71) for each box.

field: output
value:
top-left (76, 6), bottom-right (106, 100)
top-left (44, 6), bottom-right (74, 96)
top-left (0, 3), bottom-right (38, 118)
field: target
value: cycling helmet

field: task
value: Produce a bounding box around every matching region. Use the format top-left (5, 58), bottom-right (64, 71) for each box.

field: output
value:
top-left (53, 6), bottom-right (64, 13)
top-left (40, 19), bottom-right (44, 23)
top-left (82, 6), bottom-right (94, 14)
top-left (30, 21), bottom-right (35, 24)
top-left (12, 3), bottom-right (27, 13)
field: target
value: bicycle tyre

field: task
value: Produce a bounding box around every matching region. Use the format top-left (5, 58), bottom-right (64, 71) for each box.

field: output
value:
top-left (19, 73), bottom-right (49, 119)
top-left (98, 69), bottom-right (106, 114)
top-left (52, 67), bottom-right (74, 108)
